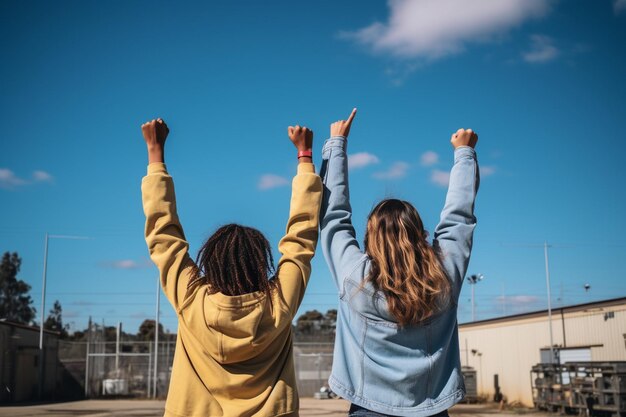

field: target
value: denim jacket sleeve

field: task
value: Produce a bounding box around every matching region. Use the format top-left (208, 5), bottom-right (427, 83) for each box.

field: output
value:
top-left (320, 136), bottom-right (365, 297)
top-left (433, 146), bottom-right (480, 299)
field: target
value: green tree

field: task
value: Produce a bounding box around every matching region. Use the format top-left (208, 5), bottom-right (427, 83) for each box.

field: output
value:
top-left (0, 252), bottom-right (36, 324)
top-left (44, 300), bottom-right (69, 338)
top-left (324, 309), bottom-right (337, 322)
top-left (322, 309), bottom-right (337, 333)
top-left (296, 310), bottom-right (324, 334)
top-left (138, 319), bottom-right (164, 341)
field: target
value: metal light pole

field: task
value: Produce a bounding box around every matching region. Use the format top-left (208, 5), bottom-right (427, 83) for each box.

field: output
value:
top-left (39, 233), bottom-right (49, 351)
top-left (466, 274), bottom-right (484, 322)
top-left (544, 242), bottom-right (554, 363)
top-left (38, 233), bottom-right (90, 399)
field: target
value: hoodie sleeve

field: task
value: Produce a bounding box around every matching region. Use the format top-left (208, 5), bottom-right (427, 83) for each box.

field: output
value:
top-left (142, 163), bottom-right (196, 313)
top-left (276, 162), bottom-right (323, 318)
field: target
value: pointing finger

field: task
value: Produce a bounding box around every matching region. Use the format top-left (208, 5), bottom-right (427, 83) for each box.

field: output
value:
top-left (346, 108), bottom-right (357, 126)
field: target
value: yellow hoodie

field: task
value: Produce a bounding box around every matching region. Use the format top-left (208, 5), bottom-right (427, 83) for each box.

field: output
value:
top-left (142, 162), bottom-right (322, 417)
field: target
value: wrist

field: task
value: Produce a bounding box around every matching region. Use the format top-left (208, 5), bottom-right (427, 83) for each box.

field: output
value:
top-left (147, 147), bottom-right (164, 164)
top-left (147, 143), bottom-right (164, 151)
top-left (297, 149), bottom-right (313, 159)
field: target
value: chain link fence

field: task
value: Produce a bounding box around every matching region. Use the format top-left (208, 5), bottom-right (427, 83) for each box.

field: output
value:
top-left (59, 337), bottom-right (334, 399)
top-left (293, 342), bottom-right (335, 397)
top-left (58, 337), bottom-right (175, 399)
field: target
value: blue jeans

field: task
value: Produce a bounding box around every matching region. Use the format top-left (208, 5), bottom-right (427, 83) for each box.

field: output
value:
top-left (348, 404), bottom-right (450, 417)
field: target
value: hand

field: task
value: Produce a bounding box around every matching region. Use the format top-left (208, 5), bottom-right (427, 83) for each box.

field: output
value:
top-left (141, 118), bottom-right (169, 163)
top-left (450, 128), bottom-right (478, 149)
top-left (141, 118), bottom-right (169, 149)
top-left (330, 108), bottom-right (357, 138)
top-left (287, 125), bottom-right (313, 151)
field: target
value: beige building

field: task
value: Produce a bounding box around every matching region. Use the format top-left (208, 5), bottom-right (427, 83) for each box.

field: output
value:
top-left (458, 297), bottom-right (626, 407)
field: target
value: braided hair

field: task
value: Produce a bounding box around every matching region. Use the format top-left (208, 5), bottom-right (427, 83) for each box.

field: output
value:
top-left (191, 224), bottom-right (279, 302)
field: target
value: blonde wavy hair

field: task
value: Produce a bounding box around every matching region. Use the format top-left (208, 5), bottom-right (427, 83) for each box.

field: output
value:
top-left (364, 199), bottom-right (451, 326)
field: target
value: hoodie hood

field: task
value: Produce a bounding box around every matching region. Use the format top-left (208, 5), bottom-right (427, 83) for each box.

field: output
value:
top-left (188, 289), bottom-right (290, 365)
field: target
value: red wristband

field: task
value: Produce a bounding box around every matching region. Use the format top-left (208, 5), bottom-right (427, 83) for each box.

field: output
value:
top-left (297, 150), bottom-right (313, 159)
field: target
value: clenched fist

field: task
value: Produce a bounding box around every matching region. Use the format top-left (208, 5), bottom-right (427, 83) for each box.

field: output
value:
top-left (330, 108), bottom-right (357, 138)
top-left (141, 118), bottom-right (169, 149)
top-left (287, 125), bottom-right (313, 151)
top-left (451, 128), bottom-right (478, 149)
top-left (141, 118), bottom-right (169, 163)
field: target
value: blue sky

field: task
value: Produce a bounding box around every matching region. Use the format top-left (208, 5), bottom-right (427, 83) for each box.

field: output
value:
top-left (1, 0), bottom-right (625, 335)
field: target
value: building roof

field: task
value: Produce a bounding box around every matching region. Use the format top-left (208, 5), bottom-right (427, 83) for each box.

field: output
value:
top-left (459, 296), bottom-right (626, 329)
top-left (0, 319), bottom-right (60, 335)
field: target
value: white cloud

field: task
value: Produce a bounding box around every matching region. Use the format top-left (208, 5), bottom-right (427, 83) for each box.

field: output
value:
top-left (430, 169), bottom-right (450, 187)
top-left (522, 35), bottom-right (559, 63)
top-left (0, 168), bottom-right (54, 189)
top-left (32, 170), bottom-right (53, 182)
top-left (349, 152), bottom-right (380, 169)
top-left (495, 295), bottom-right (542, 314)
top-left (496, 295), bottom-right (539, 305)
top-left (112, 260), bottom-right (140, 269)
top-left (343, 0), bottom-right (550, 61)
top-left (615, 0), bottom-right (626, 14)
top-left (373, 162), bottom-right (410, 179)
top-left (0, 169), bottom-right (28, 188)
top-left (102, 259), bottom-right (150, 269)
top-left (258, 174), bottom-right (289, 190)
top-left (481, 166), bottom-right (496, 176)
top-left (420, 151), bottom-right (439, 167)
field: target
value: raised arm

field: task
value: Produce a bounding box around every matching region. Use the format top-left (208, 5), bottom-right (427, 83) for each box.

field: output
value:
top-left (319, 109), bottom-right (365, 295)
top-left (141, 119), bottom-right (196, 312)
top-left (433, 128), bottom-right (480, 300)
top-left (277, 125), bottom-right (323, 317)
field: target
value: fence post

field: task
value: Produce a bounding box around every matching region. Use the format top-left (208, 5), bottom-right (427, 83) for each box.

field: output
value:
top-left (147, 342), bottom-right (152, 398)
top-left (84, 316), bottom-right (91, 397)
top-left (115, 322), bottom-right (121, 377)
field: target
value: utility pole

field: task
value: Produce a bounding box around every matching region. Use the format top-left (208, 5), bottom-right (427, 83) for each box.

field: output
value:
top-left (467, 274), bottom-right (484, 321)
top-left (499, 241), bottom-right (559, 363)
top-left (544, 242), bottom-right (554, 363)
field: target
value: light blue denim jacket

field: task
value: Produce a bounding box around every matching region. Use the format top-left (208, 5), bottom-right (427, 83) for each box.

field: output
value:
top-left (319, 136), bottom-right (479, 417)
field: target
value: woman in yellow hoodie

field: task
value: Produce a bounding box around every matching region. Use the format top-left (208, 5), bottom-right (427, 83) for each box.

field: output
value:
top-left (140, 118), bottom-right (322, 417)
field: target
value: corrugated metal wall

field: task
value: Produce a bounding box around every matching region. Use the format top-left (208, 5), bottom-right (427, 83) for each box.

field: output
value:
top-left (562, 308), bottom-right (626, 361)
top-left (458, 301), bottom-right (626, 407)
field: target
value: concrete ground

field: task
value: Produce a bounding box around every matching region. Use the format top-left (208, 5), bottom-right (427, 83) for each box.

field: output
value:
top-left (0, 399), bottom-right (549, 417)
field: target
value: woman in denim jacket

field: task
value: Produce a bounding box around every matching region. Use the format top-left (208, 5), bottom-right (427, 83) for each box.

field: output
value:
top-left (319, 109), bottom-right (479, 417)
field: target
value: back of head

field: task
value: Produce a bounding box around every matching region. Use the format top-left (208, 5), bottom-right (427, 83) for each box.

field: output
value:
top-left (364, 199), bottom-right (450, 326)
top-left (193, 224), bottom-right (278, 299)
